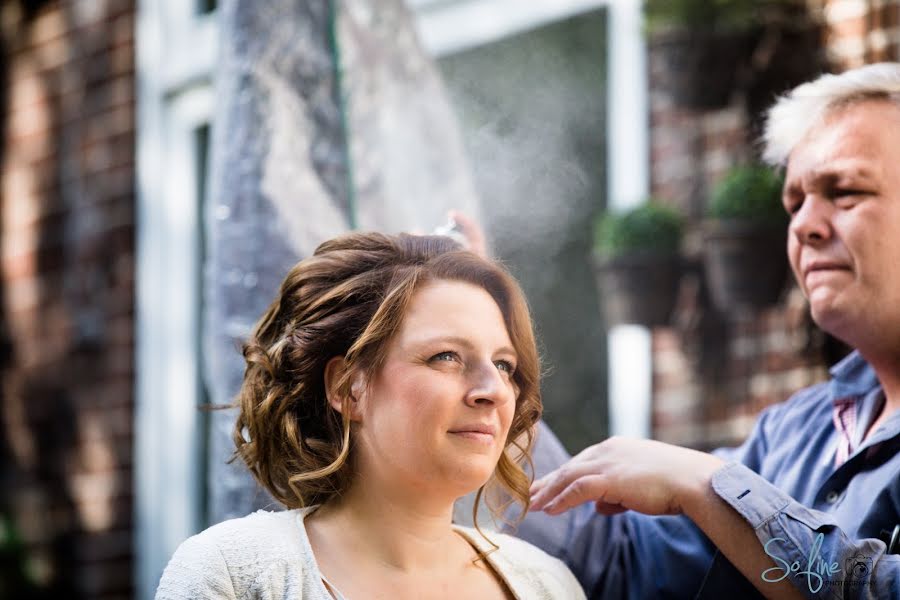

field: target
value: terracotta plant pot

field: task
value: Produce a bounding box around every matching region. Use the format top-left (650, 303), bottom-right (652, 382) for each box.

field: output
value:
top-left (594, 253), bottom-right (682, 327)
top-left (702, 220), bottom-right (789, 312)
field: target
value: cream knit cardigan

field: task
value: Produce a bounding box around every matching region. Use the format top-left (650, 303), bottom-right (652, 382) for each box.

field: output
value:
top-left (156, 507), bottom-right (585, 600)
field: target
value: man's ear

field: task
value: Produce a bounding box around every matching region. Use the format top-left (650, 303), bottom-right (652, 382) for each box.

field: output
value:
top-left (324, 356), bottom-right (364, 419)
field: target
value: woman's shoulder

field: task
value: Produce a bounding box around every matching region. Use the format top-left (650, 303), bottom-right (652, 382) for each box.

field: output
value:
top-left (180, 509), bottom-right (307, 566)
top-left (156, 509), bottom-right (314, 599)
top-left (454, 527), bottom-right (586, 600)
top-left (198, 508), bottom-right (304, 546)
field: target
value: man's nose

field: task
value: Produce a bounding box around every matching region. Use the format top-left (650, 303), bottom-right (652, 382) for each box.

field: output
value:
top-left (463, 363), bottom-right (512, 408)
top-left (790, 195), bottom-right (832, 245)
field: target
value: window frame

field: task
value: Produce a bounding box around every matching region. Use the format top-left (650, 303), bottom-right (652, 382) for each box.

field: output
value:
top-left (135, 1), bottom-right (218, 598)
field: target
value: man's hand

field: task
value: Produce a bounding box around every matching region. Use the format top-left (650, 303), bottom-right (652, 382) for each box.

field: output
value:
top-left (529, 436), bottom-right (725, 517)
top-left (448, 210), bottom-right (489, 258)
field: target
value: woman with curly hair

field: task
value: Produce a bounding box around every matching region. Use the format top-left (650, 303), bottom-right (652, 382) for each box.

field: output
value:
top-left (156, 232), bottom-right (583, 599)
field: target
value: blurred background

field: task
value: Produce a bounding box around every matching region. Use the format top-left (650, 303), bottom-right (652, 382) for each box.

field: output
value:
top-left (0, 0), bottom-right (896, 598)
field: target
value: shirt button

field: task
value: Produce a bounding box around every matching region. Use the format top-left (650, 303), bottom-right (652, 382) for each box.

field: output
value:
top-left (825, 491), bottom-right (840, 504)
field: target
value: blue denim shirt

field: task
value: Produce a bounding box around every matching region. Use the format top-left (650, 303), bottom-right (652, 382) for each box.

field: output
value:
top-left (516, 351), bottom-right (900, 599)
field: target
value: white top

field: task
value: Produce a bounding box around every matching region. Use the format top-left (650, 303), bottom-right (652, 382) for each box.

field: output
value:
top-left (155, 507), bottom-right (585, 600)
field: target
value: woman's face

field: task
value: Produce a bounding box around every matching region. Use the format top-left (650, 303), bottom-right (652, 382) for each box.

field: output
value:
top-left (353, 279), bottom-right (519, 500)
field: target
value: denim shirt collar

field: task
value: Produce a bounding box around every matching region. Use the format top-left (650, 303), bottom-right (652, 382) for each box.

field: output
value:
top-left (827, 350), bottom-right (881, 400)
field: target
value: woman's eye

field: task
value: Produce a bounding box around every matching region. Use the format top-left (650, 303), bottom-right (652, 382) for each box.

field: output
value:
top-left (431, 351), bottom-right (458, 363)
top-left (495, 360), bottom-right (516, 375)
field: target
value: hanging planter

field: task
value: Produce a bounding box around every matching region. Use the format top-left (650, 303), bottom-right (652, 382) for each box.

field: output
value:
top-left (644, 0), bottom-right (773, 110)
top-left (595, 253), bottom-right (683, 327)
top-left (704, 220), bottom-right (788, 310)
top-left (593, 202), bottom-right (684, 327)
top-left (702, 165), bottom-right (789, 312)
top-left (652, 28), bottom-right (760, 110)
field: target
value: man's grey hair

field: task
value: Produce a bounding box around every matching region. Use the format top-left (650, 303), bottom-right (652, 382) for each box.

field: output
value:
top-left (763, 62), bottom-right (900, 167)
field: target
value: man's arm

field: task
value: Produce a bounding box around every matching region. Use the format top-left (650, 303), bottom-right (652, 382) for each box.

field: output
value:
top-left (518, 423), bottom-right (742, 598)
top-left (530, 437), bottom-right (805, 599)
top-left (680, 459), bottom-right (806, 599)
top-left (709, 461), bottom-right (900, 600)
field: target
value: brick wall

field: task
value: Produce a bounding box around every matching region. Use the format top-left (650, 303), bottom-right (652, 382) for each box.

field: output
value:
top-left (0, 1), bottom-right (135, 598)
top-left (824, 0), bottom-right (899, 67)
top-left (648, 0), bottom-right (900, 450)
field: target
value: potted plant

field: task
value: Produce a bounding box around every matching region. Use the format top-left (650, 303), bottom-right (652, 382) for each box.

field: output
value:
top-left (702, 164), bottom-right (789, 312)
top-left (594, 202), bottom-right (684, 327)
top-left (644, 0), bottom-right (767, 109)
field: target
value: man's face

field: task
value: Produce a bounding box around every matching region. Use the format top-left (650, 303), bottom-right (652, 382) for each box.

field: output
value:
top-left (783, 100), bottom-right (900, 350)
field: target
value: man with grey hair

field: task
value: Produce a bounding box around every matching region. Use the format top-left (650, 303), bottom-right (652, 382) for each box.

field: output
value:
top-left (519, 63), bottom-right (900, 598)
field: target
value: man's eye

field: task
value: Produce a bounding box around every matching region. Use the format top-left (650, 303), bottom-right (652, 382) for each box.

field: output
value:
top-left (833, 187), bottom-right (871, 198)
top-left (783, 195), bottom-right (802, 215)
top-left (833, 189), bottom-right (869, 208)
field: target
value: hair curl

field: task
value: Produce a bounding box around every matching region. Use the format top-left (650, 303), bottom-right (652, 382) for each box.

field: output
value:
top-left (233, 232), bottom-right (542, 522)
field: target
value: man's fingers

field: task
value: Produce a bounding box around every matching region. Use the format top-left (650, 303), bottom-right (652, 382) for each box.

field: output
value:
top-left (448, 210), bottom-right (488, 258)
top-left (540, 474), bottom-right (609, 515)
top-left (530, 461), bottom-right (601, 511)
top-left (529, 473), bottom-right (563, 511)
top-left (594, 500), bottom-right (627, 516)
top-left (529, 444), bottom-right (612, 510)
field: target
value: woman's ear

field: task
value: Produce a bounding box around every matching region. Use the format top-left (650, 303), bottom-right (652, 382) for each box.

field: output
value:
top-left (324, 356), bottom-right (364, 420)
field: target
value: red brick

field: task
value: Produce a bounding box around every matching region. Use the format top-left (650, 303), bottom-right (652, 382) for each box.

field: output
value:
top-left (830, 15), bottom-right (869, 41)
top-left (1, 6), bottom-right (137, 595)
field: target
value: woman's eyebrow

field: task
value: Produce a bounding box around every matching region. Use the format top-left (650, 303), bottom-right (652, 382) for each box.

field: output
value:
top-left (409, 334), bottom-right (516, 356)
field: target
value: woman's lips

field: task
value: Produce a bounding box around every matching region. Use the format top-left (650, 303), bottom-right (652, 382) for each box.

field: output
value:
top-left (448, 424), bottom-right (496, 444)
top-left (448, 431), bottom-right (494, 444)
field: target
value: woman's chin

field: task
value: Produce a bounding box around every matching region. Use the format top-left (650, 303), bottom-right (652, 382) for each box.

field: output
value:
top-left (442, 464), bottom-right (497, 497)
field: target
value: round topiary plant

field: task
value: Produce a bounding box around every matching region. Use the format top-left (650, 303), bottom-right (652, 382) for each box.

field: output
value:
top-left (644, 0), bottom-right (760, 33)
top-left (595, 202), bottom-right (684, 260)
top-left (707, 165), bottom-right (786, 224)
top-left (593, 202), bottom-right (685, 326)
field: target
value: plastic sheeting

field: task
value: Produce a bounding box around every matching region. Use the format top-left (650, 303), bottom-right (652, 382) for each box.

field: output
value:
top-left (204, 0), bottom-right (480, 522)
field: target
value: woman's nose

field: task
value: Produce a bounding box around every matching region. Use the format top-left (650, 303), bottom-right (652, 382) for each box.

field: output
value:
top-left (463, 363), bottom-right (512, 408)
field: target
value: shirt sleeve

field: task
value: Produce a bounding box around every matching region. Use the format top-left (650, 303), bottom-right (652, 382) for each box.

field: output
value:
top-left (712, 461), bottom-right (899, 599)
top-left (517, 405), bottom-right (795, 598)
top-left (515, 422), bottom-right (723, 598)
top-left (155, 533), bottom-right (238, 600)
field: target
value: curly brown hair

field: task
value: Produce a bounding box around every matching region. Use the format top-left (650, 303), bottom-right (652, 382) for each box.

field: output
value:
top-left (233, 232), bottom-right (542, 521)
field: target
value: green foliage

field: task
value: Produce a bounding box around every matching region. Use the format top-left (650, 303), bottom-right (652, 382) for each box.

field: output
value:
top-left (643, 0), bottom-right (773, 32)
top-left (0, 511), bottom-right (43, 597)
top-left (708, 165), bottom-right (787, 224)
top-left (594, 202), bottom-right (684, 259)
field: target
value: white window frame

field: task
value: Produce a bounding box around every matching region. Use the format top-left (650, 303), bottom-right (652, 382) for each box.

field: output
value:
top-left (135, 2), bottom-right (218, 599)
